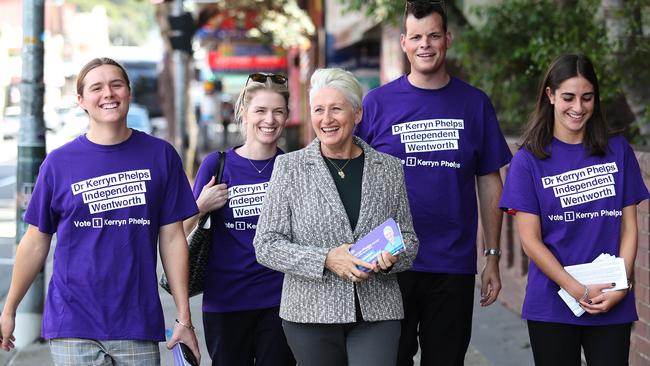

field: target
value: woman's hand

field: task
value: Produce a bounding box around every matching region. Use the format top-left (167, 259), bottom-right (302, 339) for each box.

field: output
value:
top-left (196, 176), bottom-right (228, 215)
top-left (580, 283), bottom-right (623, 314)
top-left (0, 311), bottom-right (16, 352)
top-left (165, 320), bottom-right (201, 365)
top-left (374, 251), bottom-right (397, 272)
top-left (325, 244), bottom-right (374, 282)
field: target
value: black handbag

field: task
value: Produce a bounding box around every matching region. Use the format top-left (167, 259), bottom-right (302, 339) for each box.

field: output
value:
top-left (160, 151), bottom-right (225, 297)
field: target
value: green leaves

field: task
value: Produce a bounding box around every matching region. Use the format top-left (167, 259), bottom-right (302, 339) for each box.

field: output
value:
top-left (453, 0), bottom-right (650, 141)
top-left (455, 0), bottom-right (614, 134)
top-left (338, 0), bottom-right (404, 24)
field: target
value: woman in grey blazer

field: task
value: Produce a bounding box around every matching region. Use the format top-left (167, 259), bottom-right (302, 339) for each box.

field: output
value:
top-left (253, 68), bottom-right (419, 366)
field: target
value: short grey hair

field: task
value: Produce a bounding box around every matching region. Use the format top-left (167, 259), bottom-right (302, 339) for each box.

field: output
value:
top-left (309, 68), bottom-right (363, 111)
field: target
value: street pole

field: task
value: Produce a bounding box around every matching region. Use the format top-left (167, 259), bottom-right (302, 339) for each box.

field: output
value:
top-left (172, 0), bottom-right (189, 165)
top-left (14, 0), bottom-right (47, 348)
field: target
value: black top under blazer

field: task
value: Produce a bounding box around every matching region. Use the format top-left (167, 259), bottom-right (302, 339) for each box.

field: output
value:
top-left (253, 136), bottom-right (419, 323)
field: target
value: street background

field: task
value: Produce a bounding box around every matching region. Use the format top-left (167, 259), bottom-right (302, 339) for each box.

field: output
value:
top-left (1, 0), bottom-right (649, 364)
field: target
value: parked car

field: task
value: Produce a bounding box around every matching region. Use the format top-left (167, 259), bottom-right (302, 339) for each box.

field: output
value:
top-left (58, 106), bottom-right (89, 139)
top-left (118, 59), bottom-right (162, 118)
top-left (46, 104), bottom-right (152, 152)
top-left (127, 104), bottom-right (153, 134)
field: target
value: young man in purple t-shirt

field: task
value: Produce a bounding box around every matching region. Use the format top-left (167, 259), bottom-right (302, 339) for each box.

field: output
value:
top-left (0, 58), bottom-right (201, 364)
top-left (356, 2), bottom-right (511, 365)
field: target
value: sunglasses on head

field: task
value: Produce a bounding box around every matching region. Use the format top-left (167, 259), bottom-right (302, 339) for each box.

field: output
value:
top-left (406, 0), bottom-right (444, 4)
top-left (246, 73), bottom-right (288, 85)
top-left (405, 0), bottom-right (446, 11)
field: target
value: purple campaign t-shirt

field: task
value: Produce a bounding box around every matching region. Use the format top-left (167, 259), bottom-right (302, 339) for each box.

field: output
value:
top-left (500, 136), bottom-right (649, 325)
top-left (358, 76), bottom-right (512, 274)
top-left (194, 148), bottom-right (284, 313)
top-left (25, 130), bottom-right (198, 341)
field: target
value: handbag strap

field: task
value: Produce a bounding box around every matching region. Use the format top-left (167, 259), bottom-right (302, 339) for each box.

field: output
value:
top-left (197, 151), bottom-right (226, 227)
top-left (214, 150), bottom-right (226, 184)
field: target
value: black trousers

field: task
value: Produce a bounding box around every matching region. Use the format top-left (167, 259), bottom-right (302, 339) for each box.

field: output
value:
top-left (527, 320), bottom-right (632, 366)
top-left (282, 319), bottom-right (400, 366)
top-left (203, 306), bottom-right (295, 366)
top-left (396, 271), bottom-right (475, 366)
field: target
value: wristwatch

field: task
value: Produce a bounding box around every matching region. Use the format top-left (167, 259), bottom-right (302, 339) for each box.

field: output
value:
top-left (483, 248), bottom-right (501, 257)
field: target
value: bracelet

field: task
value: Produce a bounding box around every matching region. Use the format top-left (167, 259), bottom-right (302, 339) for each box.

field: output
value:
top-left (483, 248), bottom-right (501, 257)
top-left (627, 278), bottom-right (634, 294)
top-left (578, 285), bottom-right (589, 302)
top-left (175, 319), bottom-right (195, 331)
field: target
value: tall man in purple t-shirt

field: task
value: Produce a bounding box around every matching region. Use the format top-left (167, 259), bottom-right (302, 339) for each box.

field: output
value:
top-left (356, 2), bottom-right (512, 365)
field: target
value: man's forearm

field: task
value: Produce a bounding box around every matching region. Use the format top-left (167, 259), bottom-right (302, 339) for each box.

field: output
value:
top-left (477, 171), bottom-right (504, 253)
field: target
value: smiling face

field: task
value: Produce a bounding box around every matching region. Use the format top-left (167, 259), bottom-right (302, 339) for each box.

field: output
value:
top-left (546, 75), bottom-right (595, 143)
top-left (400, 12), bottom-right (451, 80)
top-left (383, 226), bottom-right (395, 243)
top-left (77, 64), bottom-right (131, 127)
top-left (310, 87), bottom-right (362, 157)
top-left (241, 90), bottom-right (288, 148)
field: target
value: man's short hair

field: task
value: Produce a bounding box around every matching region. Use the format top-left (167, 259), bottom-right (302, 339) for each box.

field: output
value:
top-left (403, 0), bottom-right (448, 32)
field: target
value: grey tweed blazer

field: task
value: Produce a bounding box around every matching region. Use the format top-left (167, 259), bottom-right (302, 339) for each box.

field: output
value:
top-left (253, 136), bottom-right (419, 323)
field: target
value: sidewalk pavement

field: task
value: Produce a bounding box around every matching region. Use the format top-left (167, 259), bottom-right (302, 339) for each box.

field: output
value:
top-left (0, 284), bottom-right (533, 366)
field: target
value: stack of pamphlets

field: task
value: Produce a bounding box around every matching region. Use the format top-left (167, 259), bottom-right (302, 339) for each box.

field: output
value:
top-left (558, 253), bottom-right (628, 317)
top-left (349, 218), bottom-right (406, 272)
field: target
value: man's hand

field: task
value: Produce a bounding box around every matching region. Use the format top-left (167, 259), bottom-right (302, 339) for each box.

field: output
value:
top-left (480, 257), bottom-right (501, 306)
top-left (477, 171), bottom-right (505, 307)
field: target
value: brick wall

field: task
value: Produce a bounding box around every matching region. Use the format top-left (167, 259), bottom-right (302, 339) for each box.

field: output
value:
top-left (632, 149), bottom-right (650, 366)
top-left (480, 143), bottom-right (650, 365)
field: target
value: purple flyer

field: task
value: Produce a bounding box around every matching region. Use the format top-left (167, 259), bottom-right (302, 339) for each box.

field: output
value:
top-left (349, 218), bottom-right (405, 272)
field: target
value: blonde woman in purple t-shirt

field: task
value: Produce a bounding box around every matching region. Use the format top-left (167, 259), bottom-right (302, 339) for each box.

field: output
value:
top-left (500, 54), bottom-right (649, 365)
top-left (183, 73), bottom-right (295, 366)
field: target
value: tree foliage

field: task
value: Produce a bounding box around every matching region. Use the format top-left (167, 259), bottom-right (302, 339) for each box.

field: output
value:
top-left (601, 0), bottom-right (650, 141)
top-left (338, 0), bottom-right (650, 142)
top-left (195, 0), bottom-right (314, 49)
top-left (337, 0), bottom-right (468, 26)
top-left (337, 0), bottom-right (405, 23)
top-left (66, 0), bottom-right (155, 46)
top-left (454, 0), bottom-right (650, 142)
top-left (454, 0), bottom-right (618, 135)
